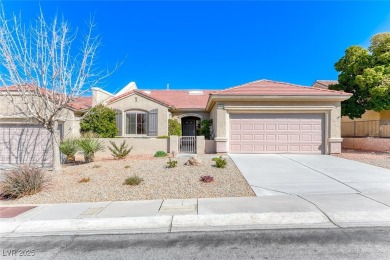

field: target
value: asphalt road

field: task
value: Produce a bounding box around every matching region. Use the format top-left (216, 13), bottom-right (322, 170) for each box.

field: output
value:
top-left (1, 228), bottom-right (390, 260)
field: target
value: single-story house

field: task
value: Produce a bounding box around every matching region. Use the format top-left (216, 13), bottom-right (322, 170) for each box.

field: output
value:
top-left (0, 79), bottom-right (351, 166)
top-left (0, 86), bottom-right (91, 166)
top-left (94, 79), bottom-right (351, 154)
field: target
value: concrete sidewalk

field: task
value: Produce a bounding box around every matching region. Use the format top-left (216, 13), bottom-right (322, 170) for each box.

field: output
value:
top-left (1, 192), bottom-right (390, 237)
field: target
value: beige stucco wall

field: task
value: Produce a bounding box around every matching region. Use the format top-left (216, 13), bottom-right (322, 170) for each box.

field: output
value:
top-left (107, 93), bottom-right (169, 136)
top-left (93, 137), bottom-right (168, 157)
top-left (92, 88), bottom-right (114, 106)
top-left (209, 100), bottom-right (343, 154)
top-left (0, 95), bottom-right (80, 138)
top-left (171, 111), bottom-right (210, 121)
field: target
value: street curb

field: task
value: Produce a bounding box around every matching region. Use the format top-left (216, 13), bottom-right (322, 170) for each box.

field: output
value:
top-left (2, 210), bottom-right (390, 237)
top-left (1, 212), bottom-right (336, 237)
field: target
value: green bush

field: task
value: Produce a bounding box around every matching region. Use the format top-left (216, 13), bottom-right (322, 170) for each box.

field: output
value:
top-left (123, 175), bottom-right (143, 186)
top-left (154, 151), bottom-right (168, 157)
top-left (77, 136), bottom-right (104, 163)
top-left (59, 139), bottom-right (79, 163)
top-left (0, 166), bottom-right (49, 199)
top-left (168, 119), bottom-right (181, 136)
top-left (108, 141), bottom-right (133, 159)
top-left (80, 104), bottom-right (118, 138)
top-left (212, 156), bottom-right (227, 168)
top-left (157, 135), bottom-right (169, 139)
top-left (199, 119), bottom-right (213, 140)
top-left (166, 158), bottom-right (178, 168)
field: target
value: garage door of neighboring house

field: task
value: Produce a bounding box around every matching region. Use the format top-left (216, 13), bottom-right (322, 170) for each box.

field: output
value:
top-left (0, 125), bottom-right (52, 166)
top-left (229, 114), bottom-right (324, 154)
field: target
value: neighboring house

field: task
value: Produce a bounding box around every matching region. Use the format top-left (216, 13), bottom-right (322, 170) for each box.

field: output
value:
top-left (93, 79), bottom-right (350, 154)
top-left (312, 80), bottom-right (390, 138)
top-left (0, 87), bottom-right (91, 166)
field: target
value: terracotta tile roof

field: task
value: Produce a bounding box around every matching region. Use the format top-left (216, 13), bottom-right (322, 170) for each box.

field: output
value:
top-left (313, 80), bottom-right (338, 89)
top-left (0, 85), bottom-right (92, 111)
top-left (109, 89), bottom-right (217, 109)
top-left (67, 97), bottom-right (92, 110)
top-left (214, 79), bottom-right (349, 96)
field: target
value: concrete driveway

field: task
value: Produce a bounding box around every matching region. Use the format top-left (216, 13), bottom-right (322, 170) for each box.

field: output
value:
top-left (230, 154), bottom-right (390, 196)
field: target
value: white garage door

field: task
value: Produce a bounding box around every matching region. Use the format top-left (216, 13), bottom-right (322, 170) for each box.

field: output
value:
top-left (0, 124), bottom-right (52, 166)
top-left (229, 114), bottom-right (324, 154)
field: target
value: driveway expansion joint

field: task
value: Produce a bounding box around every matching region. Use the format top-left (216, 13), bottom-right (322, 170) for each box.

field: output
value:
top-left (250, 185), bottom-right (294, 196)
top-left (279, 154), bottom-right (362, 194)
top-left (296, 195), bottom-right (341, 229)
top-left (358, 193), bottom-right (390, 208)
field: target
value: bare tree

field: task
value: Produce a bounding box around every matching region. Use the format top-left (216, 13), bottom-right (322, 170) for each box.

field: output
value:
top-left (0, 7), bottom-right (112, 171)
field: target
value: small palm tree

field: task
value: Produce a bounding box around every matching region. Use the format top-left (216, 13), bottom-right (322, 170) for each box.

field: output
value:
top-left (59, 139), bottom-right (79, 163)
top-left (77, 134), bottom-right (104, 163)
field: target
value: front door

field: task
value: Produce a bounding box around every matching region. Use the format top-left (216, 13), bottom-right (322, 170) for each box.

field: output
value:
top-left (182, 118), bottom-right (196, 136)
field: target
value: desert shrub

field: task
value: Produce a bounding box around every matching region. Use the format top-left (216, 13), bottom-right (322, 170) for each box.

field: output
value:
top-left (80, 104), bottom-right (118, 138)
top-left (59, 138), bottom-right (79, 163)
top-left (166, 158), bottom-right (178, 168)
top-left (0, 166), bottom-right (49, 199)
top-left (168, 119), bottom-right (181, 136)
top-left (200, 175), bottom-right (214, 183)
top-left (212, 156), bottom-right (227, 168)
top-left (92, 165), bottom-right (101, 168)
top-left (77, 135), bottom-right (104, 163)
top-left (123, 175), bottom-right (143, 186)
top-left (124, 165), bottom-right (131, 169)
top-left (154, 151), bottom-right (168, 157)
top-left (108, 141), bottom-right (133, 159)
top-left (79, 177), bottom-right (90, 183)
top-left (199, 119), bottom-right (213, 140)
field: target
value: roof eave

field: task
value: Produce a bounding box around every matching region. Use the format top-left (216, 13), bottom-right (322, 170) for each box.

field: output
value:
top-left (108, 91), bottom-right (172, 108)
top-left (206, 94), bottom-right (352, 111)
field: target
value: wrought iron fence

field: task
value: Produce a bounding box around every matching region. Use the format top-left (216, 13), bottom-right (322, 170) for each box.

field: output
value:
top-left (341, 120), bottom-right (390, 138)
top-left (179, 136), bottom-right (196, 153)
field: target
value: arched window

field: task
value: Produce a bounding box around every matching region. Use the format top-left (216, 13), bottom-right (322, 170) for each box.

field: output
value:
top-left (126, 110), bottom-right (147, 135)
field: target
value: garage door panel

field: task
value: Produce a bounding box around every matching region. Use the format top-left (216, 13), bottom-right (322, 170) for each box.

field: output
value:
top-left (254, 124), bottom-right (264, 130)
top-left (289, 124), bottom-right (300, 131)
top-left (242, 134), bottom-right (253, 141)
top-left (254, 135), bottom-right (264, 140)
top-left (278, 135), bottom-right (288, 141)
top-left (278, 124), bottom-right (288, 130)
top-left (289, 135), bottom-right (300, 142)
top-left (0, 125), bottom-right (53, 166)
top-left (241, 124), bottom-right (253, 130)
top-left (230, 123), bottom-right (241, 131)
top-left (229, 114), bottom-right (324, 154)
top-left (253, 145), bottom-right (265, 151)
top-left (230, 134), bottom-right (241, 141)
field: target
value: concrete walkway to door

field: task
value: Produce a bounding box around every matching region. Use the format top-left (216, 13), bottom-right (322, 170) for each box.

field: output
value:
top-left (230, 154), bottom-right (390, 196)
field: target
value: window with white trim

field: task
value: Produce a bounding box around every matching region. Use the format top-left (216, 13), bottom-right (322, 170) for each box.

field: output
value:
top-left (125, 111), bottom-right (148, 135)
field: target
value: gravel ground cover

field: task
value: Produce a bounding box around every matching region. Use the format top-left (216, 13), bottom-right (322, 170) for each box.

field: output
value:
top-left (334, 150), bottom-right (390, 170)
top-left (0, 155), bottom-right (255, 205)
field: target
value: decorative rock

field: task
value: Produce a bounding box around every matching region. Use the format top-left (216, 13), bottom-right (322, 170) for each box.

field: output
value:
top-left (184, 156), bottom-right (202, 166)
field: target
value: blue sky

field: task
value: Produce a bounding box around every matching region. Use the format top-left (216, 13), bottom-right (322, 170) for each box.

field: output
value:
top-left (4, 1), bottom-right (390, 92)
